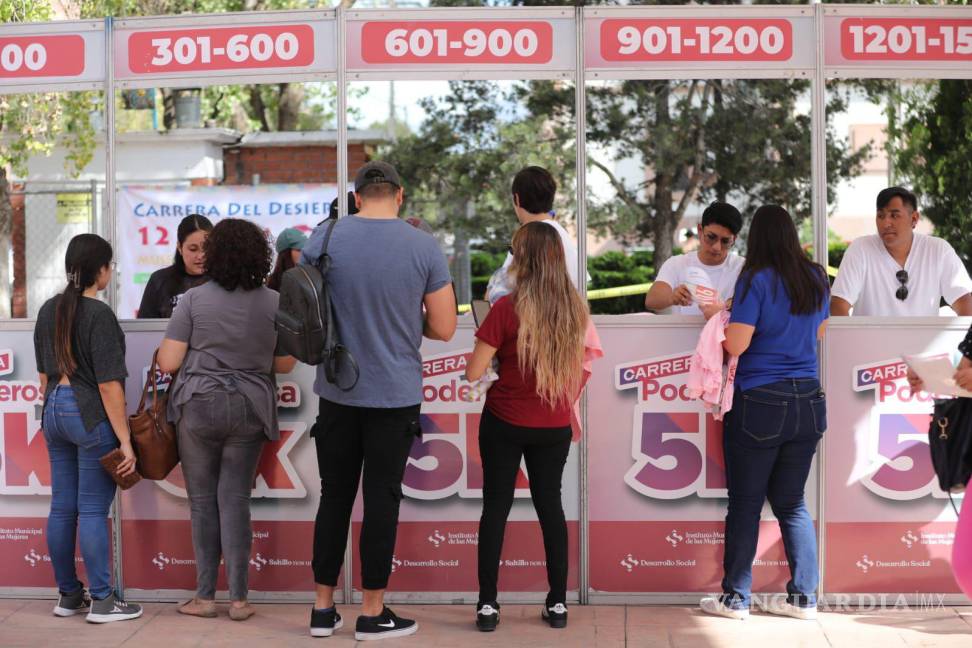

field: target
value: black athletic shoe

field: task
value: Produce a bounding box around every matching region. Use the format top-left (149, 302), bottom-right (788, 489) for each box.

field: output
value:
top-left (53, 588), bottom-right (91, 617)
top-left (541, 602), bottom-right (568, 629)
top-left (355, 606), bottom-right (418, 641)
top-left (310, 606), bottom-right (344, 637)
top-left (476, 602), bottom-right (500, 632)
top-left (86, 593), bottom-right (143, 624)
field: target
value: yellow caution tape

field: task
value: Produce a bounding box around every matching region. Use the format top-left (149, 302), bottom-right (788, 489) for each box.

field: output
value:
top-left (458, 265), bottom-right (839, 313)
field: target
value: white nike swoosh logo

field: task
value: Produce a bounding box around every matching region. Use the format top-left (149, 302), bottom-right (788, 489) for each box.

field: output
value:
top-left (377, 621), bottom-right (397, 628)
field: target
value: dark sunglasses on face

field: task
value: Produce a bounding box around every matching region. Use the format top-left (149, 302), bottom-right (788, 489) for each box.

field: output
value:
top-left (703, 231), bottom-right (734, 247)
top-left (895, 269), bottom-right (909, 301)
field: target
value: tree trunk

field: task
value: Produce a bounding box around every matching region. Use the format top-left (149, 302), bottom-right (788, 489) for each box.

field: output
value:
top-left (648, 81), bottom-right (677, 270)
top-left (277, 83), bottom-right (304, 131)
top-left (0, 169), bottom-right (13, 318)
top-left (652, 178), bottom-right (676, 270)
top-left (248, 87), bottom-right (271, 132)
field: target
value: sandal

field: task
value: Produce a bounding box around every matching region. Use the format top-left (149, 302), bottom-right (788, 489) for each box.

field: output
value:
top-left (229, 602), bottom-right (255, 621)
top-left (177, 598), bottom-right (217, 618)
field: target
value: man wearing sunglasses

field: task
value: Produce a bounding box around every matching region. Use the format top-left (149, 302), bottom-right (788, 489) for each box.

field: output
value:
top-left (831, 186), bottom-right (972, 316)
top-left (645, 201), bottom-right (744, 316)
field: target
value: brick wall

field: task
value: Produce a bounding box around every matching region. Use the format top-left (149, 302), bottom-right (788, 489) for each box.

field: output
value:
top-left (11, 188), bottom-right (25, 318)
top-left (223, 143), bottom-right (369, 185)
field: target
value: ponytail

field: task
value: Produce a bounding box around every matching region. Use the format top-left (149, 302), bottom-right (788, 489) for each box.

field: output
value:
top-left (54, 234), bottom-right (113, 376)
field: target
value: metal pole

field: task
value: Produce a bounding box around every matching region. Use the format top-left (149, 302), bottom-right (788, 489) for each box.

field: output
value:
top-left (336, 5), bottom-right (353, 607)
top-left (337, 8), bottom-right (349, 221)
top-left (810, 1), bottom-right (828, 603)
top-left (574, 5), bottom-right (590, 606)
top-left (105, 16), bottom-right (118, 313)
top-left (103, 16), bottom-right (126, 596)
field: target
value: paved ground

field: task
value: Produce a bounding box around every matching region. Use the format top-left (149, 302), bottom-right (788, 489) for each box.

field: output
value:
top-left (1, 600), bottom-right (971, 647)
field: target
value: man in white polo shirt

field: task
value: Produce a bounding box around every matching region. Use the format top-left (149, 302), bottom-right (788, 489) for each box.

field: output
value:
top-left (831, 186), bottom-right (972, 316)
top-left (645, 201), bottom-right (745, 316)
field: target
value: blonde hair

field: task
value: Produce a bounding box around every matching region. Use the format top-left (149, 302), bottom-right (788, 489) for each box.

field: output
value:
top-left (509, 221), bottom-right (589, 409)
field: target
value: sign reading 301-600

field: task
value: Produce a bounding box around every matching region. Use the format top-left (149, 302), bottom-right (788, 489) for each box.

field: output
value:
top-left (113, 11), bottom-right (336, 84)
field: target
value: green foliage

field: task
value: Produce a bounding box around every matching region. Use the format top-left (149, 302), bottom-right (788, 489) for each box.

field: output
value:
top-left (890, 80), bottom-right (972, 276)
top-left (383, 81), bottom-right (575, 245)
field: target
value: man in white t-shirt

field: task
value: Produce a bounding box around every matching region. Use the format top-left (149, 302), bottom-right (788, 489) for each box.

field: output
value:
top-left (831, 187), bottom-right (972, 316)
top-left (486, 166), bottom-right (586, 302)
top-left (644, 202), bottom-right (745, 316)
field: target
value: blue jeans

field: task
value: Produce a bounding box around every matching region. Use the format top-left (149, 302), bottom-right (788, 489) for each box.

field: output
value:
top-left (720, 378), bottom-right (825, 609)
top-left (42, 385), bottom-right (119, 599)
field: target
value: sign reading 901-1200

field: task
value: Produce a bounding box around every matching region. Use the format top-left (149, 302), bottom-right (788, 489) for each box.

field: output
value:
top-left (841, 19), bottom-right (972, 60)
top-left (600, 19), bottom-right (793, 62)
top-left (127, 24), bottom-right (315, 73)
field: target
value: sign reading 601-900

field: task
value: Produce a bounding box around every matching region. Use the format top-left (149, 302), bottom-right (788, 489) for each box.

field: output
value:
top-left (113, 11), bottom-right (336, 84)
top-left (346, 10), bottom-right (575, 75)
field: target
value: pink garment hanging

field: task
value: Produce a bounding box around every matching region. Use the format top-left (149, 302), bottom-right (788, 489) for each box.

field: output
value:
top-left (686, 310), bottom-right (738, 421)
top-left (571, 319), bottom-right (604, 441)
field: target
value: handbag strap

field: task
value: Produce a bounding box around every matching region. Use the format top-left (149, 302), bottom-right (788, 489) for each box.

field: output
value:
top-left (138, 349), bottom-right (178, 416)
top-left (136, 350), bottom-right (159, 413)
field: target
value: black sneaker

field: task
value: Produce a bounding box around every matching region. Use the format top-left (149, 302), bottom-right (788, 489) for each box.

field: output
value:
top-left (355, 606), bottom-right (418, 641)
top-left (476, 602), bottom-right (500, 632)
top-left (541, 602), bottom-right (568, 629)
top-left (86, 593), bottom-right (143, 624)
top-left (53, 588), bottom-right (91, 617)
top-left (310, 606), bottom-right (344, 637)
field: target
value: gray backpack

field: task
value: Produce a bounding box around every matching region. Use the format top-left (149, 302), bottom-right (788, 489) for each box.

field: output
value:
top-left (275, 217), bottom-right (358, 390)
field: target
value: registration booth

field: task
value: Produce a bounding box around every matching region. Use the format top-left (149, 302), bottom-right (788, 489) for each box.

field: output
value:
top-left (0, 4), bottom-right (970, 606)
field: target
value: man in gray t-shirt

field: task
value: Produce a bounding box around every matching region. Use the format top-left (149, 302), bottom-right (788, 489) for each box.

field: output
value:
top-left (301, 161), bottom-right (456, 641)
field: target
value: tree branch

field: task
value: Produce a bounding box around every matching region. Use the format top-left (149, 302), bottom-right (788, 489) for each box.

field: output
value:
top-left (589, 157), bottom-right (644, 216)
top-left (675, 82), bottom-right (717, 221)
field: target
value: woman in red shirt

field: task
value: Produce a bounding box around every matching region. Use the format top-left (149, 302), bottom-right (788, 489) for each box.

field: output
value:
top-left (466, 221), bottom-right (589, 632)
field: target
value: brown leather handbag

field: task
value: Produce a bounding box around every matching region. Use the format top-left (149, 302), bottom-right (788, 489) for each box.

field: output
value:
top-left (129, 350), bottom-right (179, 480)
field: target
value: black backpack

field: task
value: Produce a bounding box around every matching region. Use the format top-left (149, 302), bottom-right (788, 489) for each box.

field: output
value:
top-left (928, 397), bottom-right (972, 509)
top-left (275, 216), bottom-right (359, 390)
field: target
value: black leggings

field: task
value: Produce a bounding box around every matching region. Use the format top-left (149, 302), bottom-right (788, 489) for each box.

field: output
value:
top-left (477, 408), bottom-right (571, 605)
top-left (311, 398), bottom-right (421, 591)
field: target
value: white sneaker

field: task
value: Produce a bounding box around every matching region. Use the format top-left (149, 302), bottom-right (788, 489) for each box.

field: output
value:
top-left (755, 595), bottom-right (818, 620)
top-left (700, 596), bottom-right (749, 620)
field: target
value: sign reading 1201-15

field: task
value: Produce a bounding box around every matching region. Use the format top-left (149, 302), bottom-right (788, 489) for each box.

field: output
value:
top-left (360, 21), bottom-right (553, 64)
top-left (839, 19), bottom-right (972, 60)
top-left (600, 19), bottom-right (793, 62)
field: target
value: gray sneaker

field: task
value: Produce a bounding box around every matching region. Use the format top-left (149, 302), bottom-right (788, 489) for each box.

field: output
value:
top-left (86, 593), bottom-right (143, 624)
top-left (53, 588), bottom-right (91, 617)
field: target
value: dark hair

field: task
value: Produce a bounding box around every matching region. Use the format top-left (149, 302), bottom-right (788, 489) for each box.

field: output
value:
top-left (512, 166), bottom-right (556, 215)
top-left (167, 214), bottom-right (213, 293)
top-left (877, 186), bottom-right (918, 212)
top-left (358, 183), bottom-right (399, 201)
top-left (204, 218), bottom-right (272, 291)
top-left (55, 234), bottom-right (113, 375)
top-left (267, 251), bottom-right (297, 292)
top-left (737, 205), bottom-right (828, 316)
top-left (701, 201), bottom-right (743, 235)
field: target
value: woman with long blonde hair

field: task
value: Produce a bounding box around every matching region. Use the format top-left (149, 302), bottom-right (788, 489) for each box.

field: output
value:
top-left (466, 220), bottom-right (589, 632)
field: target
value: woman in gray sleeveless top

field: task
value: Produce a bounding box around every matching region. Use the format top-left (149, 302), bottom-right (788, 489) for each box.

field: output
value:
top-left (158, 218), bottom-right (296, 621)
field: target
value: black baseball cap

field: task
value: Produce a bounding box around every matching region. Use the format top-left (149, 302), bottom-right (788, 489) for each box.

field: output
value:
top-left (354, 161), bottom-right (402, 192)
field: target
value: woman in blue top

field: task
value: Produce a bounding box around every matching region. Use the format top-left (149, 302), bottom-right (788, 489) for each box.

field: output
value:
top-left (700, 205), bottom-right (829, 622)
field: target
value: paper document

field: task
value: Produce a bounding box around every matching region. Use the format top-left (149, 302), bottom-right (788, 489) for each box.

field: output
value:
top-left (903, 354), bottom-right (972, 398)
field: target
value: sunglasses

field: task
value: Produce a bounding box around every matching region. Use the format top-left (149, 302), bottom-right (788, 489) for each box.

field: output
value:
top-left (703, 231), bottom-right (734, 247)
top-left (895, 269), bottom-right (909, 301)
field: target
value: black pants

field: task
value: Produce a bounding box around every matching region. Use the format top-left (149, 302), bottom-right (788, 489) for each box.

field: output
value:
top-left (477, 408), bottom-right (571, 605)
top-left (311, 398), bottom-right (420, 591)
